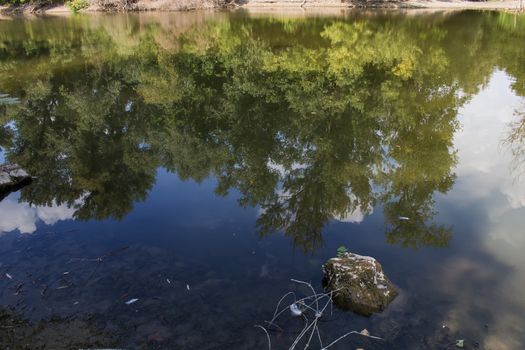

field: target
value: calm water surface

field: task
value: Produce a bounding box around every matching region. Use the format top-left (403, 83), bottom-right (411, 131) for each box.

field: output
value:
top-left (1, 9), bottom-right (525, 349)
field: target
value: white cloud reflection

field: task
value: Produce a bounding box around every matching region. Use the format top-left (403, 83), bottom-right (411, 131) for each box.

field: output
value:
top-left (453, 70), bottom-right (525, 210)
top-left (36, 203), bottom-right (76, 225)
top-left (0, 200), bottom-right (36, 233)
top-left (0, 195), bottom-right (77, 234)
top-left (439, 70), bottom-right (525, 350)
top-left (333, 205), bottom-right (373, 224)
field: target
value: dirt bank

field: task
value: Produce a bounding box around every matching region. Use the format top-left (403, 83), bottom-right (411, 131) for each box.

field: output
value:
top-left (403, 0), bottom-right (521, 10)
top-left (239, 0), bottom-right (522, 10)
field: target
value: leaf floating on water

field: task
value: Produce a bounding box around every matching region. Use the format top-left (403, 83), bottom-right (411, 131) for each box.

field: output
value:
top-left (125, 298), bottom-right (139, 305)
top-left (360, 329), bottom-right (370, 336)
top-left (290, 303), bottom-right (302, 316)
top-left (456, 339), bottom-right (465, 348)
top-left (5, 273), bottom-right (13, 280)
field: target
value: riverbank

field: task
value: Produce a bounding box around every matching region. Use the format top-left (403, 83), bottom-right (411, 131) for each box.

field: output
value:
top-left (0, 0), bottom-right (523, 15)
top-left (404, 0), bottom-right (521, 9)
top-left (0, 0), bottom-right (224, 14)
top-left (241, 0), bottom-right (522, 10)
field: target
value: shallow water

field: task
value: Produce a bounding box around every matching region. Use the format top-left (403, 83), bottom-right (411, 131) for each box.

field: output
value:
top-left (1, 9), bottom-right (525, 349)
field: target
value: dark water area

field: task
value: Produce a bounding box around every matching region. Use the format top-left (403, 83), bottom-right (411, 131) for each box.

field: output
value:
top-left (1, 9), bottom-right (525, 349)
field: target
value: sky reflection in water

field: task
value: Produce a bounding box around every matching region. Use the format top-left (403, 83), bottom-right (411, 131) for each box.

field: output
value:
top-left (1, 10), bottom-right (525, 349)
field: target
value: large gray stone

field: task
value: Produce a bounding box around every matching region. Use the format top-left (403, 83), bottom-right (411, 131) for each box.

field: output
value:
top-left (323, 252), bottom-right (398, 316)
top-left (0, 164), bottom-right (32, 200)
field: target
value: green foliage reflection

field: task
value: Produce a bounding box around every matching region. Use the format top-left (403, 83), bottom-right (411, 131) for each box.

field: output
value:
top-left (2, 11), bottom-right (525, 251)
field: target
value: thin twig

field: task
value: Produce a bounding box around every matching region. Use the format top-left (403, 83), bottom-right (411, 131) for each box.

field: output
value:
top-left (256, 279), bottom-right (383, 350)
top-left (291, 279), bottom-right (319, 312)
top-left (289, 315), bottom-right (312, 350)
top-left (271, 291), bottom-right (296, 322)
top-left (315, 325), bottom-right (323, 348)
top-left (323, 330), bottom-right (384, 349)
top-left (254, 325), bottom-right (272, 350)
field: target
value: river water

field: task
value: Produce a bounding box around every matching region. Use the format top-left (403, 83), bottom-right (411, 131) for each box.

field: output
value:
top-left (1, 9), bottom-right (525, 349)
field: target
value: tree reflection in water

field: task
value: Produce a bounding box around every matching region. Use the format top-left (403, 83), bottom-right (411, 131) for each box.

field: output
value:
top-left (2, 11), bottom-right (525, 251)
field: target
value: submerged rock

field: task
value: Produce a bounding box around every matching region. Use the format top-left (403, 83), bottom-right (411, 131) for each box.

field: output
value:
top-left (0, 163), bottom-right (32, 200)
top-left (323, 252), bottom-right (398, 316)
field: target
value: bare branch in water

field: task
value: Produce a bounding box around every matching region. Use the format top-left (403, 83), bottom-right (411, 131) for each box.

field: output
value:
top-left (255, 278), bottom-right (384, 350)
